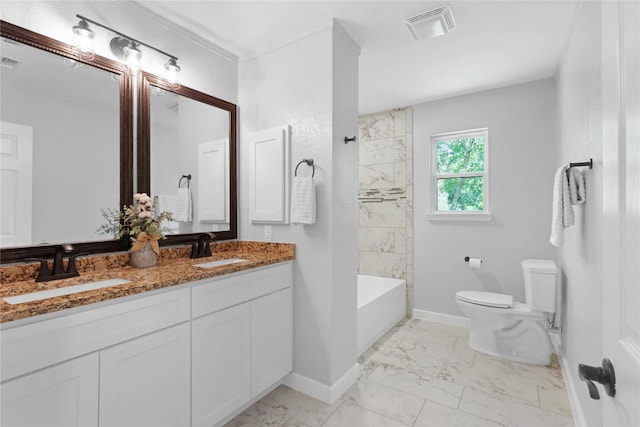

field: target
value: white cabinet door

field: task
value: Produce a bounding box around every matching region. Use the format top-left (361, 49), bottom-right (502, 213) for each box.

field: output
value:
top-left (249, 125), bottom-right (291, 223)
top-left (1, 353), bottom-right (99, 427)
top-left (251, 288), bottom-right (293, 396)
top-left (99, 323), bottom-right (190, 427)
top-left (192, 302), bottom-right (251, 427)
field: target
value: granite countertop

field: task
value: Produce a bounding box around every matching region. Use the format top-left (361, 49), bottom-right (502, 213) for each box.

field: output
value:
top-left (0, 241), bottom-right (295, 324)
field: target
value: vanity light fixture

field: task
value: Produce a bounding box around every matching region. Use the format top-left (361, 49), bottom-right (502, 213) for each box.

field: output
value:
top-left (71, 14), bottom-right (180, 85)
top-left (122, 40), bottom-right (142, 75)
top-left (71, 18), bottom-right (95, 60)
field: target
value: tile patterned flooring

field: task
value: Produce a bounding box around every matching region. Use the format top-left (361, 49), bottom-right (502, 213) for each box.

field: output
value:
top-left (226, 318), bottom-right (574, 426)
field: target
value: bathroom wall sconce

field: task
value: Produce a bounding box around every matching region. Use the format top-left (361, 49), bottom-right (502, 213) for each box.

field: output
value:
top-left (71, 14), bottom-right (180, 87)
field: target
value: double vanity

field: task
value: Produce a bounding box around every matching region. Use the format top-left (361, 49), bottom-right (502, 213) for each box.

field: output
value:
top-left (0, 241), bottom-right (295, 427)
top-left (0, 18), bottom-right (292, 427)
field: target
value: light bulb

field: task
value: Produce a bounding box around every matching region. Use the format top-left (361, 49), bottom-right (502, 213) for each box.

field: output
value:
top-left (72, 19), bottom-right (95, 61)
top-left (122, 41), bottom-right (142, 75)
top-left (164, 58), bottom-right (181, 89)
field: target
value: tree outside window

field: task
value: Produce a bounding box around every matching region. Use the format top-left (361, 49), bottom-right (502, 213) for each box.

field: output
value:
top-left (430, 129), bottom-right (489, 217)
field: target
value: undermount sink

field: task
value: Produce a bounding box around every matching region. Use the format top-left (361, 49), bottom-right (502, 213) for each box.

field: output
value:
top-left (194, 258), bottom-right (247, 269)
top-left (3, 278), bottom-right (131, 305)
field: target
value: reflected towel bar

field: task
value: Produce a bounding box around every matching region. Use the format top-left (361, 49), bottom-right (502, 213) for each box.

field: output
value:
top-left (178, 174), bottom-right (191, 188)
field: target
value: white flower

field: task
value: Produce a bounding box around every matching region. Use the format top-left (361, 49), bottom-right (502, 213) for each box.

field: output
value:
top-left (139, 193), bottom-right (152, 204)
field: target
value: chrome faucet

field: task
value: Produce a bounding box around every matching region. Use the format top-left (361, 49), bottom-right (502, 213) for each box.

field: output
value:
top-left (27, 244), bottom-right (82, 282)
top-left (191, 233), bottom-right (216, 258)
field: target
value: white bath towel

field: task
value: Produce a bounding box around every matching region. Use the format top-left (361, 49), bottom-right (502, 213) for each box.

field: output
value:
top-left (174, 187), bottom-right (192, 222)
top-left (568, 168), bottom-right (586, 205)
top-left (549, 166), bottom-right (574, 247)
top-left (156, 195), bottom-right (179, 233)
top-left (290, 176), bottom-right (316, 225)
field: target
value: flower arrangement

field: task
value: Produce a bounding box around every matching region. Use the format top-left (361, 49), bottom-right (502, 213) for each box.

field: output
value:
top-left (98, 193), bottom-right (173, 254)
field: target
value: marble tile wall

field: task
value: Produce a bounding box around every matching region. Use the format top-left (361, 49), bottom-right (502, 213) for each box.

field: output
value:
top-left (358, 108), bottom-right (413, 315)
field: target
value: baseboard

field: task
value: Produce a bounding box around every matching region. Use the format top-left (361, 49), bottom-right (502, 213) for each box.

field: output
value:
top-left (558, 350), bottom-right (587, 427)
top-left (412, 308), bottom-right (470, 328)
top-left (283, 363), bottom-right (359, 404)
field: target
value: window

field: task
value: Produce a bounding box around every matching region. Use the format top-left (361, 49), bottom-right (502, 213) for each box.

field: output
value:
top-left (428, 128), bottom-right (491, 220)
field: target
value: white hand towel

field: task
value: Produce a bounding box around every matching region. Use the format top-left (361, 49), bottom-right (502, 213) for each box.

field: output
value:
top-left (291, 176), bottom-right (316, 225)
top-left (156, 195), bottom-right (179, 233)
top-left (549, 166), bottom-right (574, 247)
top-left (568, 168), bottom-right (586, 205)
top-left (174, 187), bottom-right (192, 222)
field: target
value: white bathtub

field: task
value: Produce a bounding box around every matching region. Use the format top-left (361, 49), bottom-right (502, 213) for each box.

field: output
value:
top-left (357, 274), bottom-right (407, 356)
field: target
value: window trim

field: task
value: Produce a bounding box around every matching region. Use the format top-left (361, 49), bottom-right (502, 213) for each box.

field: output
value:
top-left (427, 128), bottom-right (492, 221)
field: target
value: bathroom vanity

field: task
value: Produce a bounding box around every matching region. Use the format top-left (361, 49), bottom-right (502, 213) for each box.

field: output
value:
top-left (0, 242), bottom-right (294, 427)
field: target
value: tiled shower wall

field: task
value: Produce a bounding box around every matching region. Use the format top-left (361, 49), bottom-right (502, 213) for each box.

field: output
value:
top-left (358, 108), bottom-right (413, 315)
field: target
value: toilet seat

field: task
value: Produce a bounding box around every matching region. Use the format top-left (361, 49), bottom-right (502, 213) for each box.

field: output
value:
top-left (455, 291), bottom-right (514, 308)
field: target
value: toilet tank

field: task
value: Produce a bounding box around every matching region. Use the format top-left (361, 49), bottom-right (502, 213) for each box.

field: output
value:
top-left (521, 259), bottom-right (557, 312)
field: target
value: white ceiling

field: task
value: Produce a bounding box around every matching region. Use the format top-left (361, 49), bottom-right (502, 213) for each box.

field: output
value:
top-left (134, 1), bottom-right (578, 114)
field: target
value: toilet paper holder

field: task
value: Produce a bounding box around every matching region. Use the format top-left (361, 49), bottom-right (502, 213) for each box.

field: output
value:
top-left (464, 256), bottom-right (482, 263)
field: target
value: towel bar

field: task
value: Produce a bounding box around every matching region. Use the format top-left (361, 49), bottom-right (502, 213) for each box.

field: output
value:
top-left (295, 159), bottom-right (315, 177)
top-left (178, 174), bottom-right (191, 188)
top-left (569, 159), bottom-right (593, 169)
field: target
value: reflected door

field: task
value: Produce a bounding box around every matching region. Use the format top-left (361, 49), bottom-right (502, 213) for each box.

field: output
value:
top-left (0, 121), bottom-right (32, 247)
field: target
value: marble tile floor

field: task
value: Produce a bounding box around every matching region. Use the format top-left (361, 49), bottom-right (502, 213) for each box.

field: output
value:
top-left (226, 318), bottom-right (574, 426)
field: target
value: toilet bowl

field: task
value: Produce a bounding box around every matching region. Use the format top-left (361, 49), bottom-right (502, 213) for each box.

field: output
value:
top-left (455, 259), bottom-right (557, 365)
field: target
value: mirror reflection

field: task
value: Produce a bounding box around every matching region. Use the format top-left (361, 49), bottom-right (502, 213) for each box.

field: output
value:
top-left (0, 36), bottom-right (120, 248)
top-left (139, 71), bottom-right (237, 242)
top-left (149, 86), bottom-right (231, 233)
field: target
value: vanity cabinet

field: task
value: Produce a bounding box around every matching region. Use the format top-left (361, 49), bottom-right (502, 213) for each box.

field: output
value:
top-left (251, 287), bottom-right (293, 395)
top-left (0, 261), bottom-right (292, 427)
top-left (99, 322), bottom-right (191, 427)
top-left (0, 288), bottom-right (190, 427)
top-left (192, 302), bottom-right (252, 426)
top-left (0, 353), bottom-right (99, 427)
top-left (191, 263), bottom-right (292, 426)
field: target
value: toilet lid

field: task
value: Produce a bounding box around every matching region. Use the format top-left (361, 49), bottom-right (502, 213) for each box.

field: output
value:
top-left (456, 291), bottom-right (514, 308)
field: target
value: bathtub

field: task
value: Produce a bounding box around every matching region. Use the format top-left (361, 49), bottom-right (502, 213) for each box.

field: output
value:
top-left (357, 274), bottom-right (407, 356)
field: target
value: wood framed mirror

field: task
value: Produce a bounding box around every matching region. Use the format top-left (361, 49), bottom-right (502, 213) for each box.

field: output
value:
top-left (0, 21), bottom-right (134, 263)
top-left (137, 72), bottom-right (237, 244)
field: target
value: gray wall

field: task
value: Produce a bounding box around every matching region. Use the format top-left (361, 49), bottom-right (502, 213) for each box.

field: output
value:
top-left (239, 21), bottom-right (360, 390)
top-left (413, 79), bottom-right (557, 317)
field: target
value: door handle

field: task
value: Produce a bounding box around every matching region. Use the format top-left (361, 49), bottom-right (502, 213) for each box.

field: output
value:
top-left (578, 358), bottom-right (616, 399)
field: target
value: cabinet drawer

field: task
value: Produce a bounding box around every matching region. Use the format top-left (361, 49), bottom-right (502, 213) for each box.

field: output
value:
top-left (1, 288), bottom-right (190, 382)
top-left (192, 262), bottom-right (292, 318)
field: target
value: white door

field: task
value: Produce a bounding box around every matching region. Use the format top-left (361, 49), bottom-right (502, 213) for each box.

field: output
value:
top-left (0, 353), bottom-right (99, 427)
top-left (602, 1), bottom-right (640, 425)
top-left (192, 302), bottom-right (251, 427)
top-left (0, 121), bottom-right (33, 247)
top-left (251, 287), bottom-right (293, 396)
top-left (249, 126), bottom-right (291, 224)
top-left (99, 323), bottom-right (191, 427)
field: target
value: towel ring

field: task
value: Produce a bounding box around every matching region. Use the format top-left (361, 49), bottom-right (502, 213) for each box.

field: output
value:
top-left (295, 159), bottom-right (315, 177)
top-left (178, 174), bottom-right (191, 188)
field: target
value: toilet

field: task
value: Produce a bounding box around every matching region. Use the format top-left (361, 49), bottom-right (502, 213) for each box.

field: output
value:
top-left (455, 259), bottom-right (557, 365)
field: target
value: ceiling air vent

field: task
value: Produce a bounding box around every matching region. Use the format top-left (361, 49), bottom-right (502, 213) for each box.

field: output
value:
top-left (1, 56), bottom-right (22, 70)
top-left (406, 4), bottom-right (456, 40)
